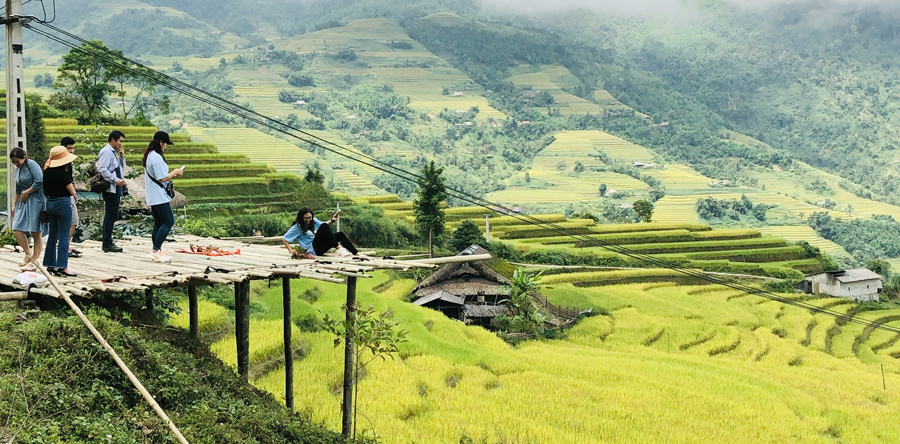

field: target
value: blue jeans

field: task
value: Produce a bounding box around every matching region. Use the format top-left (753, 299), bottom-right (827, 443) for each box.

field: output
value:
top-left (150, 203), bottom-right (175, 251)
top-left (102, 191), bottom-right (121, 246)
top-left (43, 197), bottom-right (72, 269)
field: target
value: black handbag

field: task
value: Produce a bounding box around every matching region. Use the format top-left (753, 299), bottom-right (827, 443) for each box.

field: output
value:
top-left (149, 173), bottom-right (175, 198)
top-left (89, 173), bottom-right (107, 193)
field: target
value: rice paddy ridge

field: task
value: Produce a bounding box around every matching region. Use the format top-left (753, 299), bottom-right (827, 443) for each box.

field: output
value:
top-left (507, 65), bottom-right (606, 116)
top-left (20, 121), bottom-right (313, 210)
top-left (186, 126), bottom-right (381, 193)
top-left (172, 274), bottom-right (900, 444)
top-left (486, 131), bottom-right (651, 204)
top-left (272, 18), bottom-right (507, 122)
top-left (352, 195), bottom-right (820, 277)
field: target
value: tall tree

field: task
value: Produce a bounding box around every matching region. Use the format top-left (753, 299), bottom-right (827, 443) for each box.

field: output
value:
top-left (413, 160), bottom-right (447, 256)
top-left (24, 94), bottom-right (47, 167)
top-left (54, 40), bottom-right (124, 121)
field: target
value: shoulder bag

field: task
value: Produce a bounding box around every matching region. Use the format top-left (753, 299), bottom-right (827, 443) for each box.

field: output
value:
top-left (148, 172), bottom-right (175, 199)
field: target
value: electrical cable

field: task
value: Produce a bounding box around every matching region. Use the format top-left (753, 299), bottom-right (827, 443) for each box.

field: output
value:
top-left (22, 22), bottom-right (900, 335)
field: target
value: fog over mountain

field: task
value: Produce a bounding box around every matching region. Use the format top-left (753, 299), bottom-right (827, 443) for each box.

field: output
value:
top-left (477, 0), bottom-right (900, 15)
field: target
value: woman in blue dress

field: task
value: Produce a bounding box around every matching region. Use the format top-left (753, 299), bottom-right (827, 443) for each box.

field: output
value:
top-left (9, 147), bottom-right (44, 269)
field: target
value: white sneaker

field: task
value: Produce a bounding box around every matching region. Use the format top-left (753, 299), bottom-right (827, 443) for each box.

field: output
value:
top-left (148, 251), bottom-right (172, 262)
top-left (336, 247), bottom-right (352, 257)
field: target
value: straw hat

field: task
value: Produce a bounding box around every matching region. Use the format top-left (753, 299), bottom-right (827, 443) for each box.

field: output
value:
top-left (44, 145), bottom-right (78, 168)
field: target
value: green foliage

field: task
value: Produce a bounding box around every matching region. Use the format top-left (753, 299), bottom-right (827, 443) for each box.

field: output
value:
top-left (322, 305), bottom-right (407, 438)
top-left (413, 161), bottom-right (447, 252)
top-left (632, 200), bottom-right (654, 223)
top-left (288, 74), bottom-right (316, 87)
top-left (696, 195), bottom-right (771, 224)
top-left (493, 269), bottom-right (545, 336)
top-left (32, 73), bottom-right (53, 88)
top-left (450, 219), bottom-right (486, 252)
top-left (55, 40), bottom-right (124, 121)
top-left (0, 306), bottom-right (371, 444)
top-left (808, 212), bottom-right (900, 260)
top-left (340, 203), bottom-right (419, 249)
top-left (24, 93), bottom-right (47, 167)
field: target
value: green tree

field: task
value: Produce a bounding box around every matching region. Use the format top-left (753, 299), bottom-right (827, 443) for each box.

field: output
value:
top-left (450, 219), bottom-right (486, 252)
top-left (413, 160), bottom-right (447, 256)
top-left (322, 305), bottom-right (407, 438)
top-left (24, 94), bottom-right (47, 167)
top-left (304, 167), bottom-right (325, 184)
top-left (54, 40), bottom-right (125, 121)
top-left (111, 64), bottom-right (166, 121)
top-left (633, 199), bottom-right (654, 223)
top-left (865, 259), bottom-right (891, 278)
top-left (599, 183), bottom-right (607, 196)
top-left (493, 269), bottom-right (546, 337)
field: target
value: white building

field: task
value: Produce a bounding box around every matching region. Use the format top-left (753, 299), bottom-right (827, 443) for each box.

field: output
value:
top-left (801, 269), bottom-right (883, 301)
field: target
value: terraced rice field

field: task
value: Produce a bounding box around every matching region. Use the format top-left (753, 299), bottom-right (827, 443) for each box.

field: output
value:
top-left (187, 126), bottom-right (381, 193)
top-left (487, 131), bottom-right (649, 204)
top-left (753, 162), bottom-right (900, 221)
top-left (228, 67), bottom-right (318, 120)
top-left (508, 65), bottom-right (605, 116)
top-left (755, 226), bottom-right (850, 257)
top-left (180, 274), bottom-right (900, 444)
top-left (273, 18), bottom-right (506, 121)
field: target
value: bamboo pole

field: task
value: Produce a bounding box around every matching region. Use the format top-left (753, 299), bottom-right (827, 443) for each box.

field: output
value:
top-left (34, 263), bottom-right (190, 444)
top-left (282, 277), bottom-right (294, 412)
top-left (401, 253), bottom-right (492, 265)
top-left (0, 291), bottom-right (26, 301)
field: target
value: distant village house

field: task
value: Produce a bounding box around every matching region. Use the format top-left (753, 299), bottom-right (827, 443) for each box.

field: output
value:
top-left (799, 269), bottom-right (883, 301)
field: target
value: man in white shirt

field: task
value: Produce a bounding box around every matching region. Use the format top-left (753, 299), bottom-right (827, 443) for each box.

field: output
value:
top-left (97, 130), bottom-right (126, 252)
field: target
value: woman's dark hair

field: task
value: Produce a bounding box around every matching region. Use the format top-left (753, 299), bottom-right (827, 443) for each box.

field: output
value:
top-left (60, 136), bottom-right (76, 146)
top-left (293, 206), bottom-right (315, 231)
top-left (8, 147), bottom-right (26, 160)
top-left (142, 139), bottom-right (165, 167)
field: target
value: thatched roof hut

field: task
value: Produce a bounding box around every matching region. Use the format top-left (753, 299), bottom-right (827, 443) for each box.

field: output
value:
top-left (412, 245), bottom-right (510, 304)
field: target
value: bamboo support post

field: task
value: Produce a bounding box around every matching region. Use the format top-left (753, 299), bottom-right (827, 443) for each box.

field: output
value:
top-left (341, 276), bottom-right (357, 438)
top-left (188, 285), bottom-right (198, 340)
top-left (235, 279), bottom-right (250, 381)
top-left (34, 263), bottom-right (190, 444)
top-left (282, 277), bottom-right (294, 412)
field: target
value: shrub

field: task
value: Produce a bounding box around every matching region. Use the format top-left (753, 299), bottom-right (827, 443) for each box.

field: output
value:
top-left (450, 220), bottom-right (486, 252)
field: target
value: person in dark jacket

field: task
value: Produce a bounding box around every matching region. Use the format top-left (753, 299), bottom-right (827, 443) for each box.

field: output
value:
top-left (8, 147), bottom-right (44, 269)
top-left (42, 146), bottom-right (78, 277)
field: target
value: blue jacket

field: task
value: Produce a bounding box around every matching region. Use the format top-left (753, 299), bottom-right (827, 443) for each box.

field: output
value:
top-left (97, 144), bottom-right (126, 194)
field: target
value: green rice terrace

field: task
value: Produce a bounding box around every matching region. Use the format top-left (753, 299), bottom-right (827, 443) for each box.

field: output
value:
top-left (352, 194), bottom-right (824, 279)
top-left (1, 119), bottom-right (312, 213)
top-left (166, 267), bottom-right (900, 444)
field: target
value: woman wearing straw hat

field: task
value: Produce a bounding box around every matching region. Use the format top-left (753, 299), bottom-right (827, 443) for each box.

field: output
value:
top-left (143, 131), bottom-right (183, 262)
top-left (42, 145), bottom-right (78, 277)
top-left (8, 147), bottom-right (45, 270)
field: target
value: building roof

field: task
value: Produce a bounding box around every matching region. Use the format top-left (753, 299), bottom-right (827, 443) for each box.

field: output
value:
top-left (413, 290), bottom-right (464, 306)
top-left (463, 304), bottom-right (510, 318)
top-left (831, 268), bottom-right (883, 283)
top-left (412, 249), bottom-right (509, 298)
top-left (808, 268), bottom-right (883, 283)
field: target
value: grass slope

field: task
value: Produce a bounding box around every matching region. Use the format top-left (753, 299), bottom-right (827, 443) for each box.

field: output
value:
top-left (174, 274), bottom-right (900, 444)
top-left (0, 303), bottom-right (367, 444)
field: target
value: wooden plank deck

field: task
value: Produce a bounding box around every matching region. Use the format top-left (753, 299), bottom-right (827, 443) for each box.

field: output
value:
top-left (0, 235), bottom-right (429, 299)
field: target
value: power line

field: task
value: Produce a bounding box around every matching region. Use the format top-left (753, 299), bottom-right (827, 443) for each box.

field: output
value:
top-left (22, 21), bottom-right (900, 336)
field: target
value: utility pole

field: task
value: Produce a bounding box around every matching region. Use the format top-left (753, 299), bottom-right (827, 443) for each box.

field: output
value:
top-left (484, 214), bottom-right (490, 242)
top-left (5, 0), bottom-right (27, 226)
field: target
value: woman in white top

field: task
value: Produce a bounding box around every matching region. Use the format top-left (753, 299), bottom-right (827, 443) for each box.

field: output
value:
top-left (142, 131), bottom-right (183, 262)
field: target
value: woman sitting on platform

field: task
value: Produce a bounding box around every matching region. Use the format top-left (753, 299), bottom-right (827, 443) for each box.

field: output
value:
top-left (8, 147), bottom-right (44, 270)
top-left (281, 206), bottom-right (358, 259)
